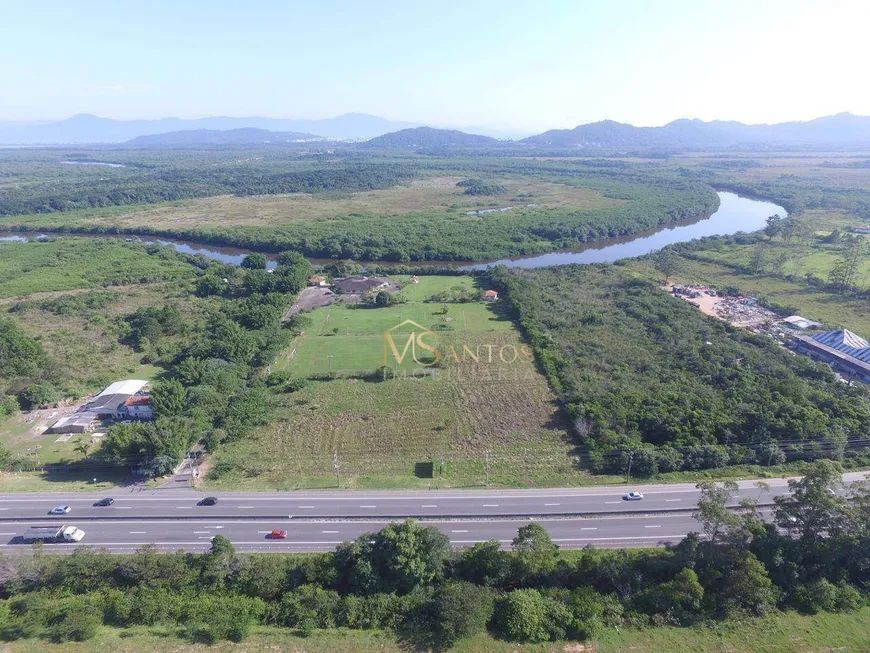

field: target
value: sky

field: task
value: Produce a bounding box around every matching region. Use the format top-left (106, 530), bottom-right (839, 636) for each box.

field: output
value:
top-left (1, 0), bottom-right (868, 131)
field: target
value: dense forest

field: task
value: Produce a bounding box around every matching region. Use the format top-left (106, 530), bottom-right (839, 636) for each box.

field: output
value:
top-left (0, 463), bottom-right (867, 646)
top-left (0, 149), bottom-right (720, 261)
top-left (491, 264), bottom-right (870, 475)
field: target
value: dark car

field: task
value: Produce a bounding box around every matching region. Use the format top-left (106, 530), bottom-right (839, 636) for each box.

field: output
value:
top-left (94, 497), bottom-right (114, 507)
top-left (199, 497), bottom-right (219, 506)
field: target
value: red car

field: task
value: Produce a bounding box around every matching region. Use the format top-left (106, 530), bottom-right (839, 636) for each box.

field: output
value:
top-left (270, 529), bottom-right (288, 539)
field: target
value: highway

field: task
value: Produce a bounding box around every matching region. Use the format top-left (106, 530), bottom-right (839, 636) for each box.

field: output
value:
top-left (1, 472), bottom-right (865, 553)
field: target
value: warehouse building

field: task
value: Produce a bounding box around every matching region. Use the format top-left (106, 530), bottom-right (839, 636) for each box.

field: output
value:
top-left (792, 328), bottom-right (870, 383)
top-left (46, 379), bottom-right (151, 434)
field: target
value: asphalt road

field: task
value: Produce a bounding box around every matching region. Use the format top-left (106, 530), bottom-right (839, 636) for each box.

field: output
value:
top-left (1, 472), bottom-right (865, 553)
top-left (0, 514), bottom-right (706, 553)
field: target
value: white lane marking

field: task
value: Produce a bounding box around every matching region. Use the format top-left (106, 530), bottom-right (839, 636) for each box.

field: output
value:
top-left (665, 499), bottom-right (681, 502)
top-left (322, 530), bottom-right (339, 534)
top-left (198, 536), bottom-right (214, 539)
top-left (544, 503), bottom-right (561, 506)
top-left (482, 504), bottom-right (499, 507)
top-left (115, 506), bottom-right (132, 510)
top-left (211, 526), bottom-right (224, 529)
top-left (359, 505), bottom-right (376, 508)
top-left (421, 505), bottom-right (438, 508)
top-left (257, 531), bottom-right (272, 534)
top-left (0, 532), bottom-right (16, 535)
top-left (645, 525), bottom-right (662, 528)
top-left (298, 506), bottom-right (315, 509)
top-left (237, 506), bottom-right (254, 509)
top-left (580, 527), bottom-right (597, 531)
top-left (193, 531), bottom-right (211, 534)
top-left (176, 506), bottom-right (193, 509)
top-left (128, 531), bottom-right (146, 534)
top-left (0, 508), bottom-right (7, 511)
top-left (451, 529), bottom-right (469, 533)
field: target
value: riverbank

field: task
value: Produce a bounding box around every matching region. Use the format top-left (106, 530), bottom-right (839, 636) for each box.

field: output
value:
top-left (0, 192), bottom-right (784, 270)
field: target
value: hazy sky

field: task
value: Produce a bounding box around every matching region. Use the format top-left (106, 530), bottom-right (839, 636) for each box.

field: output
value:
top-left (1, 0), bottom-right (867, 130)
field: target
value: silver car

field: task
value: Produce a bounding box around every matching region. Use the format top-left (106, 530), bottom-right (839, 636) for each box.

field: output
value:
top-left (49, 505), bottom-right (71, 514)
top-left (623, 491), bottom-right (644, 501)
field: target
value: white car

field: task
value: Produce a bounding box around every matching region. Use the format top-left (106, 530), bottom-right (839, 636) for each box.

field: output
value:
top-left (49, 505), bottom-right (71, 515)
top-left (623, 491), bottom-right (644, 501)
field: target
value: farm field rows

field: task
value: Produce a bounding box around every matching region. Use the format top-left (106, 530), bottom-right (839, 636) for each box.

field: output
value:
top-left (208, 275), bottom-right (577, 489)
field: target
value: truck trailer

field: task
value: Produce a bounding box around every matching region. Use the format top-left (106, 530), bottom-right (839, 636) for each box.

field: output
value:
top-left (22, 525), bottom-right (86, 543)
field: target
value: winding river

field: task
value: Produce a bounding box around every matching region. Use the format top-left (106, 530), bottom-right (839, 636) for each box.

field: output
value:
top-left (0, 192), bottom-right (786, 270)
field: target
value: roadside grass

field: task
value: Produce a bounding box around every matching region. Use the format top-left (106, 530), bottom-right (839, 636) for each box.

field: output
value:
top-left (0, 176), bottom-right (623, 231)
top-left (208, 276), bottom-right (577, 490)
top-left (3, 608), bottom-right (870, 652)
top-left (0, 238), bottom-right (199, 297)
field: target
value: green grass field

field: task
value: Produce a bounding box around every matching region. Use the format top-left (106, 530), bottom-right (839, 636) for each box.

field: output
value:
top-left (207, 276), bottom-right (577, 490)
top-left (4, 608), bottom-right (870, 652)
top-left (2, 175), bottom-right (622, 230)
top-left (275, 276), bottom-right (515, 376)
top-left (0, 238), bottom-right (198, 297)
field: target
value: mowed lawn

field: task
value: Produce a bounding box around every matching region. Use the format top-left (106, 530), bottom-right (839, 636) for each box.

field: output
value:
top-left (208, 276), bottom-right (577, 489)
top-left (275, 276), bottom-right (515, 376)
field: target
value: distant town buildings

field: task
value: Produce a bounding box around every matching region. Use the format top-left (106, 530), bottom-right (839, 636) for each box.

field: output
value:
top-left (853, 224), bottom-right (870, 234)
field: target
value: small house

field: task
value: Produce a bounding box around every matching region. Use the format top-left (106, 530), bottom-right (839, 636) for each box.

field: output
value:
top-left (308, 275), bottom-right (328, 287)
top-left (484, 290), bottom-right (499, 301)
top-left (334, 276), bottom-right (390, 294)
top-left (119, 395), bottom-right (155, 421)
top-left (409, 276), bottom-right (420, 284)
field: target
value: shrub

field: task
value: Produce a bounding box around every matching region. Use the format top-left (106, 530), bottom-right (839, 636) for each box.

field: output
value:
top-left (428, 581), bottom-right (495, 646)
top-left (47, 604), bottom-right (102, 643)
top-left (19, 381), bottom-right (61, 409)
top-left (495, 589), bottom-right (567, 643)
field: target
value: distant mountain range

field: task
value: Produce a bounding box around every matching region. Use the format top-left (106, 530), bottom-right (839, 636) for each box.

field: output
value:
top-left (124, 128), bottom-right (319, 147)
top-left (0, 113), bottom-right (420, 143)
top-left (363, 126), bottom-right (502, 149)
top-left (521, 113), bottom-right (870, 148)
top-left (2, 112), bottom-right (870, 148)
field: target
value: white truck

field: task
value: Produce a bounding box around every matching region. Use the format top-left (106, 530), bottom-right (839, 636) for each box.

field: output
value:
top-left (23, 525), bottom-right (86, 543)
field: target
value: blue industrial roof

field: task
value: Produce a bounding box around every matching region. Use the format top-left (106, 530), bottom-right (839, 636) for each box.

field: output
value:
top-left (812, 329), bottom-right (870, 363)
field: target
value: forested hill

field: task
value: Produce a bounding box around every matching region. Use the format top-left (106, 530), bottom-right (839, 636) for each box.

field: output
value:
top-left (522, 113), bottom-right (870, 148)
top-left (363, 126), bottom-right (502, 148)
top-left (123, 128), bottom-right (320, 147)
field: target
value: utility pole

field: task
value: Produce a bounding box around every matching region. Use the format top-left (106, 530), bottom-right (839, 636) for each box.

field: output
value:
top-left (439, 452), bottom-right (445, 477)
top-left (327, 355), bottom-right (334, 375)
top-left (484, 451), bottom-right (491, 487)
top-left (625, 450), bottom-right (635, 484)
top-left (333, 451), bottom-right (341, 488)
